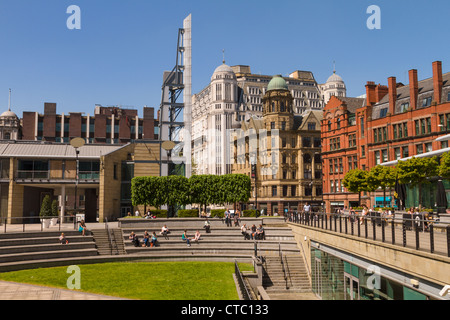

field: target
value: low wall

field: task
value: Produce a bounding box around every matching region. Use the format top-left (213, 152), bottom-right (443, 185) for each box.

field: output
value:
top-left (118, 217), bottom-right (267, 229)
top-left (289, 222), bottom-right (450, 299)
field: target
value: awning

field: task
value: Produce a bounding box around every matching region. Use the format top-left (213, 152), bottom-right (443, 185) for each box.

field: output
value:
top-left (380, 147), bottom-right (450, 167)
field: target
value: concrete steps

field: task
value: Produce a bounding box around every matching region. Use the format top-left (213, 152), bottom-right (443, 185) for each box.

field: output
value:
top-left (0, 230), bottom-right (98, 265)
top-left (262, 255), bottom-right (313, 294)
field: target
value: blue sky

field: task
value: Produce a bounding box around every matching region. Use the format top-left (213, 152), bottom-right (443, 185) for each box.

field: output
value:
top-left (0, 0), bottom-right (449, 117)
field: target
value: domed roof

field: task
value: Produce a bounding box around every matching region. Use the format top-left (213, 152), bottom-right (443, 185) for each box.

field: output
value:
top-left (213, 63), bottom-right (234, 74)
top-left (0, 110), bottom-right (18, 118)
top-left (267, 75), bottom-right (288, 91)
top-left (326, 71), bottom-right (344, 83)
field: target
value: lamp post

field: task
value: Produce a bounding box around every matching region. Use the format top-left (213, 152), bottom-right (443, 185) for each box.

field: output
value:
top-left (70, 138), bottom-right (85, 228)
top-left (251, 155), bottom-right (258, 215)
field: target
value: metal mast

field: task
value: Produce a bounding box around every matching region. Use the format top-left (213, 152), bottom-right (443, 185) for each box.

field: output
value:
top-left (158, 14), bottom-right (192, 178)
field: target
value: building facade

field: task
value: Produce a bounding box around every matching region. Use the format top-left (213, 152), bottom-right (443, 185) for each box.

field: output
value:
top-left (232, 75), bottom-right (323, 215)
top-left (20, 103), bottom-right (157, 144)
top-left (322, 60), bottom-right (450, 212)
top-left (192, 63), bottom-right (327, 176)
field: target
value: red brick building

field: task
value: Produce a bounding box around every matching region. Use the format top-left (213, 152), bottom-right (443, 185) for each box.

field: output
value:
top-left (21, 104), bottom-right (158, 144)
top-left (322, 60), bottom-right (450, 212)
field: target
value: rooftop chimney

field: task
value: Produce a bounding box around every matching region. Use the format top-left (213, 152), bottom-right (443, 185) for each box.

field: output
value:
top-left (365, 81), bottom-right (377, 106)
top-left (375, 85), bottom-right (389, 103)
top-left (409, 69), bottom-right (418, 110)
top-left (388, 77), bottom-right (397, 115)
top-left (432, 61), bottom-right (443, 104)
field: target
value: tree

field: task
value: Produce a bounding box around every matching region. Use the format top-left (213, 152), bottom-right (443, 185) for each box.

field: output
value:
top-left (438, 151), bottom-right (450, 179)
top-left (397, 156), bottom-right (439, 206)
top-left (51, 200), bottom-right (59, 217)
top-left (220, 174), bottom-right (251, 205)
top-left (367, 165), bottom-right (397, 207)
top-left (39, 195), bottom-right (52, 218)
top-left (342, 169), bottom-right (370, 206)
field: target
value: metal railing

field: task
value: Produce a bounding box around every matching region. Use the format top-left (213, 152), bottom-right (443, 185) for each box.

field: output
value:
top-left (1, 216), bottom-right (77, 233)
top-left (104, 218), bottom-right (118, 255)
top-left (235, 259), bottom-right (253, 300)
top-left (286, 211), bottom-right (450, 257)
top-left (278, 242), bottom-right (288, 289)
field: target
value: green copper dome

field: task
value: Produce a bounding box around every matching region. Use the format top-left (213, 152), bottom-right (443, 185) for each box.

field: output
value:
top-left (267, 75), bottom-right (288, 91)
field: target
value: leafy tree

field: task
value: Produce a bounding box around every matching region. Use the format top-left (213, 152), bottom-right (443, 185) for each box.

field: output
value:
top-left (438, 151), bottom-right (450, 179)
top-left (342, 169), bottom-right (370, 206)
top-left (397, 156), bottom-right (439, 206)
top-left (39, 195), bottom-right (52, 218)
top-left (367, 165), bottom-right (397, 207)
top-left (51, 200), bottom-right (59, 217)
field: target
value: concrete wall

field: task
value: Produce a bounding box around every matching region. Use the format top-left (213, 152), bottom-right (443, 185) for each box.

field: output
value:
top-left (289, 222), bottom-right (450, 292)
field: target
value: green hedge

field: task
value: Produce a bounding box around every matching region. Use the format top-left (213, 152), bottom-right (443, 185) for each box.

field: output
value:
top-left (243, 209), bottom-right (258, 217)
top-left (150, 209), bottom-right (168, 218)
top-left (177, 209), bottom-right (199, 218)
top-left (210, 209), bottom-right (225, 218)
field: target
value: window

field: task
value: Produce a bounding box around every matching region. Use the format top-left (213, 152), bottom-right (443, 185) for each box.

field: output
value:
top-left (308, 122), bottom-right (316, 130)
top-left (427, 118), bottom-right (431, 133)
top-left (380, 108), bottom-right (388, 118)
top-left (416, 144), bottom-right (423, 154)
top-left (415, 120), bottom-right (420, 135)
top-left (272, 186), bottom-right (277, 196)
top-left (375, 151), bottom-right (381, 165)
top-left (283, 185), bottom-right (288, 197)
top-left (361, 145), bottom-right (365, 158)
top-left (314, 137), bottom-right (321, 148)
top-left (400, 102), bottom-right (409, 113)
top-left (403, 123), bottom-right (408, 137)
top-left (382, 149), bottom-right (388, 162)
top-left (394, 148), bottom-right (401, 160)
top-left (348, 157), bottom-right (353, 170)
top-left (421, 119), bottom-right (426, 134)
top-left (425, 143), bottom-right (432, 153)
top-left (291, 186), bottom-right (296, 197)
top-left (271, 122), bottom-right (275, 130)
top-left (303, 137), bottom-right (311, 148)
top-left (330, 180), bottom-right (334, 193)
top-left (281, 121), bottom-right (286, 131)
top-left (292, 138), bottom-right (296, 148)
top-left (337, 118), bottom-right (341, 130)
top-left (402, 146), bottom-right (409, 158)
top-left (328, 121), bottom-right (332, 131)
top-left (440, 115), bottom-right (445, 131)
top-left (422, 97), bottom-right (432, 107)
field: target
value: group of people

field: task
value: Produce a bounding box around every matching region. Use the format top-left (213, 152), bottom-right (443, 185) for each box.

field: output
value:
top-left (129, 225), bottom-right (171, 248)
top-left (240, 224), bottom-right (265, 240)
top-left (224, 209), bottom-right (241, 227)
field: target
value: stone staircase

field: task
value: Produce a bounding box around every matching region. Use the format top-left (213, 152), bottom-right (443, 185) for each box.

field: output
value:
top-left (92, 229), bottom-right (126, 255)
top-left (0, 230), bottom-right (98, 272)
top-left (262, 254), bottom-right (312, 294)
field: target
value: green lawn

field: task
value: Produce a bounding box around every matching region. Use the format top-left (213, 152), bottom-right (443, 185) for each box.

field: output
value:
top-left (0, 261), bottom-right (254, 300)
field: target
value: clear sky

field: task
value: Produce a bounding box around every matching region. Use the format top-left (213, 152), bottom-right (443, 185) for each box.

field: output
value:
top-left (0, 0), bottom-right (449, 117)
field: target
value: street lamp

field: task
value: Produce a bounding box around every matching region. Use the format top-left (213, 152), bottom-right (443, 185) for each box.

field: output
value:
top-left (70, 137), bottom-right (85, 228)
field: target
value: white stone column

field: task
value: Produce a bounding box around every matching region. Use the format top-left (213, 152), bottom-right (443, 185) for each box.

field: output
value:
top-left (60, 185), bottom-right (66, 222)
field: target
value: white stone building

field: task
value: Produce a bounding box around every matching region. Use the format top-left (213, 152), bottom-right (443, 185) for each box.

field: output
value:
top-left (192, 63), bottom-right (326, 176)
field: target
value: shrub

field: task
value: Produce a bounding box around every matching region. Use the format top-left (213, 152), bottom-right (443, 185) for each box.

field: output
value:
top-left (243, 209), bottom-right (257, 217)
top-left (51, 200), bottom-right (59, 217)
top-left (39, 195), bottom-right (52, 218)
top-left (150, 209), bottom-right (168, 218)
top-left (210, 209), bottom-right (225, 218)
top-left (177, 209), bottom-right (198, 218)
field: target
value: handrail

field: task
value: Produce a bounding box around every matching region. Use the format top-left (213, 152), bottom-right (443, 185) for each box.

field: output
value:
top-left (287, 211), bottom-right (450, 257)
top-left (235, 259), bottom-right (253, 300)
top-left (104, 218), bottom-right (118, 255)
top-left (279, 242), bottom-right (288, 289)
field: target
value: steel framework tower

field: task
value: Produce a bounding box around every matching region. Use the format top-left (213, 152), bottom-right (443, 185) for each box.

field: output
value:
top-left (158, 14), bottom-right (192, 178)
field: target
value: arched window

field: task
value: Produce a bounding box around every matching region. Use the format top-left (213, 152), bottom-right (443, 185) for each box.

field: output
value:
top-left (280, 101), bottom-right (285, 112)
top-left (303, 153), bottom-right (312, 163)
top-left (271, 102), bottom-right (275, 112)
top-left (328, 120), bottom-right (332, 131)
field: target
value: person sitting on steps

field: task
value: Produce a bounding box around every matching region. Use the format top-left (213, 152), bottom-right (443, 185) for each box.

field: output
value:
top-left (182, 230), bottom-right (191, 247)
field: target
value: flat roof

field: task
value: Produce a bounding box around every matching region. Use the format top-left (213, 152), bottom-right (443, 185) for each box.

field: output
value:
top-left (0, 142), bottom-right (128, 159)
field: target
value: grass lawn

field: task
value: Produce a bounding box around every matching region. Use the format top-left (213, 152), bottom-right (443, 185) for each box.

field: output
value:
top-left (0, 261), bottom-right (254, 300)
